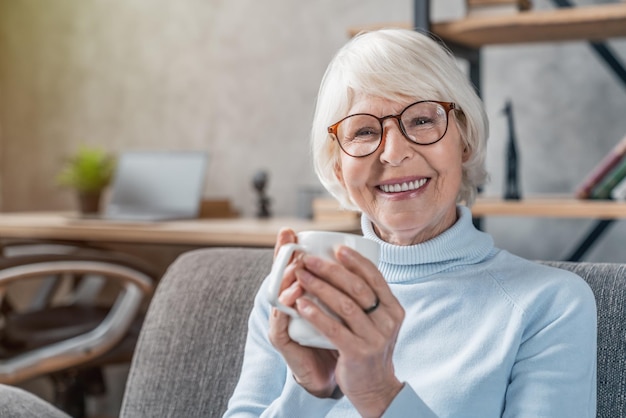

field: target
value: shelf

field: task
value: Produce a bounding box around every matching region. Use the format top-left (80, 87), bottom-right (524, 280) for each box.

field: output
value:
top-left (472, 196), bottom-right (626, 219)
top-left (348, 3), bottom-right (626, 48)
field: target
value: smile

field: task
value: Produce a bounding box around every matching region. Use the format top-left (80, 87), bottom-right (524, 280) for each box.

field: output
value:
top-left (379, 178), bottom-right (428, 193)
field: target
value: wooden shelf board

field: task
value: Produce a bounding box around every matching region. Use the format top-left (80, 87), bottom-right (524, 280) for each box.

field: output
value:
top-left (472, 196), bottom-right (626, 219)
top-left (348, 3), bottom-right (626, 48)
top-left (313, 196), bottom-right (626, 220)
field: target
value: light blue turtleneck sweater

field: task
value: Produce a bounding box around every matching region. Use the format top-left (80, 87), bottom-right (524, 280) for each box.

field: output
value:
top-left (224, 206), bottom-right (597, 417)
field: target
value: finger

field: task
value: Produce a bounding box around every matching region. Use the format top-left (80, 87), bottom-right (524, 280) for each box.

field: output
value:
top-left (335, 246), bottom-right (404, 330)
top-left (293, 277), bottom-right (374, 348)
top-left (278, 279), bottom-right (304, 306)
top-left (295, 268), bottom-right (400, 350)
top-left (278, 258), bottom-right (304, 294)
top-left (335, 246), bottom-right (395, 305)
top-left (301, 253), bottom-right (377, 313)
top-left (273, 228), bottom-right (300, 294)
top-left (274, 228), bottom-right (297, 259)
top-left (299, 251), bottom-right (403, 341)
top-left (268, 307), bottom-right (295, 348)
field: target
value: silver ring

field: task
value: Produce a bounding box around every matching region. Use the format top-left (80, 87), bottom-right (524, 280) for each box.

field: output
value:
top-left (363, 297), bottom-right (380, 314)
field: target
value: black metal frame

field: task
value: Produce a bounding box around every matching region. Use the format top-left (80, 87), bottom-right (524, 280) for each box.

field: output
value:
top-left (551, 0), bottom-right (626, 87)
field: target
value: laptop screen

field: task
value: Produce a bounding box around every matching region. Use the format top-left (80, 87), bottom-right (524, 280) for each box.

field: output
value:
top-left (105, 151), bottom-right (208, 221)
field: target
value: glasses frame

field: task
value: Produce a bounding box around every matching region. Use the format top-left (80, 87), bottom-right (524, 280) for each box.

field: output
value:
top-left (327, 100), bottom-right (457, 158)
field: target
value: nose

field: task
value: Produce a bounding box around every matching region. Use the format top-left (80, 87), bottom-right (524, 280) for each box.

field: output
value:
top-left (378, 119), bottom-right (413, 166)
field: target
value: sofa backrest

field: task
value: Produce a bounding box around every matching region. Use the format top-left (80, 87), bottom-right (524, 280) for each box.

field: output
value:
top-left (120, 248), bottom-right (626, 418)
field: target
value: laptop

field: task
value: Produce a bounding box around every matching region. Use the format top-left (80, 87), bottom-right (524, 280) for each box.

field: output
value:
top-left (101, 151), bottom-right (207, 222)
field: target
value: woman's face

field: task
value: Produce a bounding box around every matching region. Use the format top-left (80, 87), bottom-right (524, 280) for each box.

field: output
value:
top-left (334, 95), bottom-right (467, 246)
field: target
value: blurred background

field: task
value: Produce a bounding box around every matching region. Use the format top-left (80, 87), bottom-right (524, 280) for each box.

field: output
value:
top-left (0, 0), bottom-right (624, 259)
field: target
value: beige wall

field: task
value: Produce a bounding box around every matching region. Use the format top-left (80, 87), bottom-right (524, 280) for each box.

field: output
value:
top-left (0, 0), bottom-right (414, 215)
top-left (1, 0), bottom-right (625, 262)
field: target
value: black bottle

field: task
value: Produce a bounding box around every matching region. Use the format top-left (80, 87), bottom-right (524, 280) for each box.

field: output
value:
top-left (503, 100), bottom-right (521, 200)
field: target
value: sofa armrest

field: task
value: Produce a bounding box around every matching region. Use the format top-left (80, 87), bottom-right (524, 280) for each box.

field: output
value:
top-left (120, 247), bottom-right (273, 418)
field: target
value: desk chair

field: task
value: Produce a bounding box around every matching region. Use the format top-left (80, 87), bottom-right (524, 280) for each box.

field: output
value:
top-left (0, 247), bottom-right (156, 418)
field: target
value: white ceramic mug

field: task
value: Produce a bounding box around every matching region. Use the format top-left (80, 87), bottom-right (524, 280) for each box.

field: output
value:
top-left (266, 230), bottom-right (380, 349)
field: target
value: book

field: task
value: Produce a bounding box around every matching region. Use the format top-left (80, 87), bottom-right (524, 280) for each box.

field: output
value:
top-left (589, 154), bottom-right (626, 200)
top-left (467, 0), bottom-right (529, 6)
top-left (610, 176), bottom-right (626, 201)
top-left (575, 134), bottom-right (626, 199)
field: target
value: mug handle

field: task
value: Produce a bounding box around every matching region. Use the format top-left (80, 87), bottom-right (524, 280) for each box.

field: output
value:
top-left (266, 243), bottom-right (305, 318)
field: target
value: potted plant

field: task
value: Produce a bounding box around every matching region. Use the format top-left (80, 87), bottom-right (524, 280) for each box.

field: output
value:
top-left (57, 146), bottom-right (116, 214)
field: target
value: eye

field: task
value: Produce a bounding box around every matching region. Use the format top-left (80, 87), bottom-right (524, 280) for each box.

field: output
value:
top-left (407, 116), bottom-right (434, 127)
top-left (344, 124), bottom-right (381, 143)
top-left (354, 127), bottom-right (379, 138)
top-left (338, 114), bottom-right (381, 143)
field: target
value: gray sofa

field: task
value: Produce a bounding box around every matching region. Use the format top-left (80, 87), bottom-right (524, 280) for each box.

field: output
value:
top-left (0, 248), bottom-right (624, 417)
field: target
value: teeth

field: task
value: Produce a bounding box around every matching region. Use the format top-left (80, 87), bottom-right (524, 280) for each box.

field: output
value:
top-left (380, 178), bottom-right (427, 193)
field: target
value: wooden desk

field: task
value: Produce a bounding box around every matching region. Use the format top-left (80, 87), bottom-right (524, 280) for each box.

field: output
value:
top-left (0, 212), bottom-right (360, 276)
top-left (0, 212), bottom-right (361, 247)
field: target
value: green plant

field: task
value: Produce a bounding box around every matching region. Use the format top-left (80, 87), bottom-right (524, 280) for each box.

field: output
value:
top-left (57, 146), bottom-right (116, 193)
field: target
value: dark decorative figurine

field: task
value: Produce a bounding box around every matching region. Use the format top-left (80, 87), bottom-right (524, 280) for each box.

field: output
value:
top-left (503, 100), bottom-right (521, 200)
top-left (252, 170), bottom-right (272, 218)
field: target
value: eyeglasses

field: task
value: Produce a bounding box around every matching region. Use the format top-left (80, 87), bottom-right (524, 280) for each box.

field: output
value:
top-left (327, 100), bottom-right (456, 158)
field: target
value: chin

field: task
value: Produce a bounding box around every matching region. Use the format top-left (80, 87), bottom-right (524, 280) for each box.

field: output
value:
top-left (374, 215), bottom-right (425, 238)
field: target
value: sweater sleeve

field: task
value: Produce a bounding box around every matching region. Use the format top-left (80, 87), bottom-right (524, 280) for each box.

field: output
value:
top-left (502, 269), bottom-right (597, 418)
top-left (223, 279), bottom-right (340, 418)
top-left (381, 383), bottom-right (438, 418)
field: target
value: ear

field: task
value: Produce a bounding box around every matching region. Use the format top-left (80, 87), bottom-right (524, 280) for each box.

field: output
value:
top-left (334, 161), bottom-right (345, 187)
top-left (461, 144), bottom-right (472, 163)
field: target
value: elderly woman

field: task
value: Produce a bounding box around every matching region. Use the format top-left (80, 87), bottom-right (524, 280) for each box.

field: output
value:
top-left (224, 29), bottom-right (596, 417)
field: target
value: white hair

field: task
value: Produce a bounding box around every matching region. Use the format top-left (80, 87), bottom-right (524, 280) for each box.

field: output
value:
top-left (311, 28), bottom-right (489, 209)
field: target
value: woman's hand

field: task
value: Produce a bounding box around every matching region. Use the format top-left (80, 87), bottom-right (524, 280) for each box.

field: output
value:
top-left (294, 245), bottom-right (405, 417)
top-left (268, 229), bottom-right (339, 398)
top-left (268, 230), bottom-right (405, 416)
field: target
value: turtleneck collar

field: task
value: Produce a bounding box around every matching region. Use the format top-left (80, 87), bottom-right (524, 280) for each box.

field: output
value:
top-left (361, 205), bottom-right (497, 283)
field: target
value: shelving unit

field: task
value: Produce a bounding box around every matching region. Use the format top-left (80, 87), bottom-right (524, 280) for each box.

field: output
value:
top-left (348, 3), bottom-right (626, 47)
top-left (349, 1), bottom-right (626, 260)
top-left (349, 2), bottom-right (626, 93)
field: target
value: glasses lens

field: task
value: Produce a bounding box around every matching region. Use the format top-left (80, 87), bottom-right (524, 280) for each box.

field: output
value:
top-left (400, 102), bottom-right (448, 145)
top-left (335, 114), bottom-right (382, 157)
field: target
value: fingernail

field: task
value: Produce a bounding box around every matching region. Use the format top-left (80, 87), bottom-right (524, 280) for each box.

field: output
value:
top-left (337, 245), bottom-right (354, 260)
top-left (338, 245), bottom-right (350, 256)
top-left (302, 254), bottom-right (321, 269)
top-left (296, 297), bottom-right (312, 313)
